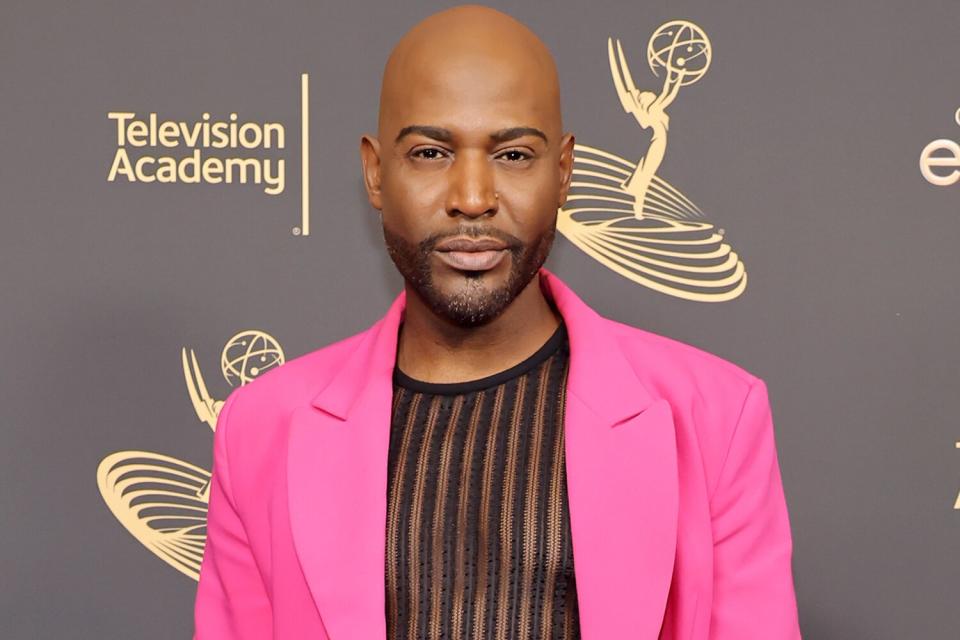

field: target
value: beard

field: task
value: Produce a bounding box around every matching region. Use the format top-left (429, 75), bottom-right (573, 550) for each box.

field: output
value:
top-left (382, 220), bottom-right (555, 327)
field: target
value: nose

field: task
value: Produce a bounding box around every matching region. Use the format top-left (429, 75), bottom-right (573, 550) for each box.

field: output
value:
top-left (445, 150), bottom-right (499, 219)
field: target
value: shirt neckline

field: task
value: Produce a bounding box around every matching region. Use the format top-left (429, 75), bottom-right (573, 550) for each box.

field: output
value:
top-left (393, 321), bottom-right (568, 395)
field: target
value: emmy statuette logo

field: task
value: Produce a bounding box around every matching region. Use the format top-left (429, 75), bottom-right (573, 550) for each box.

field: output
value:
top-left (557, 21), bottom-right (747, 301)
top-left (96, 331), bottom-right (285, 580)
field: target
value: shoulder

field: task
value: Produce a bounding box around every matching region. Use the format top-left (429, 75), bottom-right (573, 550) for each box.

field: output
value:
top-left (604, 316), bottom-right (759, 391)
top-left (599, 316), bottom-right (768, 458)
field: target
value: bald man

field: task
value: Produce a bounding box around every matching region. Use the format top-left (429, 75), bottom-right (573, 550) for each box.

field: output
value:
top-left (194, 5), bottom-right (801, 639)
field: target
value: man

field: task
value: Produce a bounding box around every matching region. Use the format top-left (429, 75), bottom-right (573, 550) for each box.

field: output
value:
top-left (194, 5), bottom-right (801, 639)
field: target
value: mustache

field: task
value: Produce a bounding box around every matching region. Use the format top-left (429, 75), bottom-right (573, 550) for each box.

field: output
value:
top-left (420, 224), bottom-right (524, 252)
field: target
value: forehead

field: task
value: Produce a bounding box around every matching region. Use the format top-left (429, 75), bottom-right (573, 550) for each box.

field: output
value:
top-left (381, 49), bottom-right (559, 139)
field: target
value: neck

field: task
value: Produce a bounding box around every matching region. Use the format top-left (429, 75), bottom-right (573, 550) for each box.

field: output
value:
top-left (395, 272), bottom-right (562, 384)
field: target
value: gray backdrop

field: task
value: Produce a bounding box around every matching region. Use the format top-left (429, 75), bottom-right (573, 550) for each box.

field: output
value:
top-left (2, 0), bottom-right (959, 637)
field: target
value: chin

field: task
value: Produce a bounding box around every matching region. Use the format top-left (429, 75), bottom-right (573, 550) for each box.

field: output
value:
top-left (427, 272), bottom-right (515, 327)
top-left (433, 269), bottom-right (498, 297)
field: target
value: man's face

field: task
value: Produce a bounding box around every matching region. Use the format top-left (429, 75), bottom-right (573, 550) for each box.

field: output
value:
top-left (362, 45), bottom-right (574, 327)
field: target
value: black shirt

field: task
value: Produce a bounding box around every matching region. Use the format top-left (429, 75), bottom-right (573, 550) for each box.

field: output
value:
top-left (386, 322), bottom-right (582, 639)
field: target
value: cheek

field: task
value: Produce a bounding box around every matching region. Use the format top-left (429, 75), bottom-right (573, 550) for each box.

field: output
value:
top-left (500, 171), bottom-right (560, 231)
top-left (382, 165), bottom-right (446, 223)
top-left (380, 187), bottom-right (437, 248)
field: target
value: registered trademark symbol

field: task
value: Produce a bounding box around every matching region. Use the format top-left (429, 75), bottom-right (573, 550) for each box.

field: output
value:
top-left (292, 226), bottom-right (301, 236)
top-left (718, 227), bottom-right (725, 235)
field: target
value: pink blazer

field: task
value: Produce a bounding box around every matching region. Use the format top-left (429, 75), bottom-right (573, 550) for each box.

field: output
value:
top-left (194, 268), bottom-right (801, 639)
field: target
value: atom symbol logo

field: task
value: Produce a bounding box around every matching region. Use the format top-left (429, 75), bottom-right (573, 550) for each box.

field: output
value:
top-left (221, 330), bottom-right (285, 386)
top-left (647, 20), bottom-right (712, 86)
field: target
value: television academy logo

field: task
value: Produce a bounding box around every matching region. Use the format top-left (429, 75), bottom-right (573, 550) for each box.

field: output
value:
top-left (107, 111), bottom-right (286, 194)
top-left (106, 74), bottom-right (313, 236)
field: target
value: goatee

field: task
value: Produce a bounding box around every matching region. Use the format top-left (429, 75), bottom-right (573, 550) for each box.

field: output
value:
top-left (382, 222), bottom-right (555, 327)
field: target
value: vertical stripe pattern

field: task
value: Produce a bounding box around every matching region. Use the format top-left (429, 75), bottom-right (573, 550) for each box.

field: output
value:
top-left (386, 322), bottom-right (579, 639)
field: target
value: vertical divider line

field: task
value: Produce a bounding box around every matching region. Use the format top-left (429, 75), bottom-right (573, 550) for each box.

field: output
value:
top-left (301, 72), bottom-right (310, 236)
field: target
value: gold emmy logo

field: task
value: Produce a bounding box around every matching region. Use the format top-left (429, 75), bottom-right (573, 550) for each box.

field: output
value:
top-left (96, 330), bottom-right (285, 580)
top-left (557, 21), bottom-right (747, 301)
top-left (919, 107), bottom-right (960, 187)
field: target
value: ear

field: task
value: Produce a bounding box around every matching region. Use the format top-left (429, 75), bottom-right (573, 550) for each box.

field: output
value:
top-left (359, 134), bottom-right (383, 210)
top-left (557, 132), bottom-right (576, 207)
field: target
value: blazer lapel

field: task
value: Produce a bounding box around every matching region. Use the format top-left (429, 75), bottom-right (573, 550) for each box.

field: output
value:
top-left (287, 293), bottom-right (404, 640)
top-left (544, 269), bottom-right (679, 639)
top-left (562, 395), bottom-right (679, 638)
top-left (287, 269), bottom-right (678, 640)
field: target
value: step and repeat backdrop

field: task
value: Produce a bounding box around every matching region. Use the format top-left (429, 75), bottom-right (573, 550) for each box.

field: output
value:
top-left (3, 1), bottom-right (959, 637)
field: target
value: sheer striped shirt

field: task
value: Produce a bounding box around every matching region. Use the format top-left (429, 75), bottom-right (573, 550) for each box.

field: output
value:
top-left (386, 321), bottom-right (581, 640)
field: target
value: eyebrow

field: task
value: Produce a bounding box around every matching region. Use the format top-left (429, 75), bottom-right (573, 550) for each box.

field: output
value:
top-left (394, 125), bottom-right (548, 145)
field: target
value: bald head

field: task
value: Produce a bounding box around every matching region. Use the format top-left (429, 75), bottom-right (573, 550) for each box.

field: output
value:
top-left (378, 5), bottom-right (563, 142)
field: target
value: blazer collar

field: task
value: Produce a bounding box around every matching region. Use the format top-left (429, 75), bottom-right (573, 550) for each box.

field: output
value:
top-left (311, 267), bottom-right (657, 427)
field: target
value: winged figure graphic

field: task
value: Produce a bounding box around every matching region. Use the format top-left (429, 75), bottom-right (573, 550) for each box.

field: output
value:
top-left (555, 23), bottom-right (747, 301)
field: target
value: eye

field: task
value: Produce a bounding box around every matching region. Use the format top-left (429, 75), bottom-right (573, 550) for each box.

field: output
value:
top-left (410, 146), bottom-right (448, 160)
top-left (497, 149), bottom-right (532, 162)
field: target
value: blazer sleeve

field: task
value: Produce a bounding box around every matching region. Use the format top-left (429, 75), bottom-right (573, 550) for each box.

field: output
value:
top-left (708, 378), bottom-right (802, 638)
top-left (194, 390), bottom-right (273, 639)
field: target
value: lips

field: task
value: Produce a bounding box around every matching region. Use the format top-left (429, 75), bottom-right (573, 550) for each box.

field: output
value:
top-left (434, 237), bottom-right (508, 252)
top-left (434, 236), bottom-right (510, 271)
